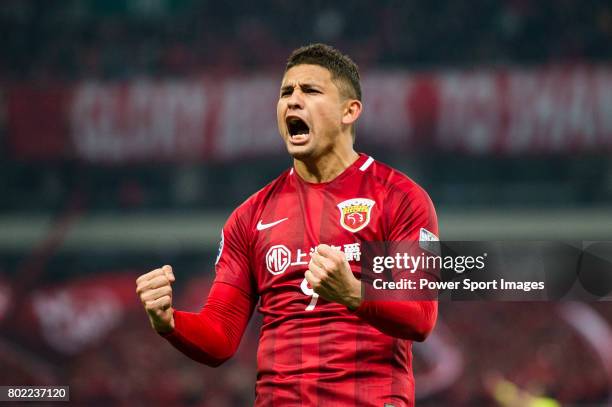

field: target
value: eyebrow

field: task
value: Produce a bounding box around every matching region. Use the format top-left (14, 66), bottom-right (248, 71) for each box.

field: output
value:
top-left (280, 82), bottom-right (322, 93)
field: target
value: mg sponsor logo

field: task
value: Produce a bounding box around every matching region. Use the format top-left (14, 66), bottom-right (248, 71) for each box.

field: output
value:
top-left (266, 245), bottom-right (291, 275)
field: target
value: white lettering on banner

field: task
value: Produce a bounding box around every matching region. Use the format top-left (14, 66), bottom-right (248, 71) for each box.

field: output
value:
top-left (505, 71), bottom-right (545, 152)
top-left (216, 78), bottom-right (283, 158)
top-left (360, 75), bottom-right (412, 143)
top-left (437, 73), bottom-right (500, 153)
top-left (70, 81), bottom-right (207, 162)
top-left (506, 69), bottom-right (601, 152)
top-left (60, 68), bottom-right (612, 161)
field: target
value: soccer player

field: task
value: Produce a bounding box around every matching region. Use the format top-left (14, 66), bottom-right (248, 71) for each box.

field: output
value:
top-left (136, 43), bottom-right (438, 406)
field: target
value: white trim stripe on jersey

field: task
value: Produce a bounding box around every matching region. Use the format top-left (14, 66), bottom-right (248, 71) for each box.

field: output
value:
top-left (359, 156), bottom-right (374, 171)
top-left (290, 168), bottom-right (294, 175)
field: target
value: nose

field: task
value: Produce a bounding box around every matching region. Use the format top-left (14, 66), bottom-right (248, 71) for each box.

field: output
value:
top-left (287, 89), bottom-right (304, 110)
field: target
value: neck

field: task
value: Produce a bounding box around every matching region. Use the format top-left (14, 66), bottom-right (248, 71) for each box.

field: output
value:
top-left (294, 147), bottom-right (359, 183)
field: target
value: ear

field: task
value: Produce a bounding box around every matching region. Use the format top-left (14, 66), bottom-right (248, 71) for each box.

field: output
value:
top-left (341, 99), bottom-right (362, 126)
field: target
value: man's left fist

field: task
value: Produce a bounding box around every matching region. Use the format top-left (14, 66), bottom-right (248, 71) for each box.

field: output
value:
top-left (306, 244), bottom-right (362, 310)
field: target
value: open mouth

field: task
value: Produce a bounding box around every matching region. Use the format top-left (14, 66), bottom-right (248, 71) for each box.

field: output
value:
top-left (286, 117), bottom-right (310, 138)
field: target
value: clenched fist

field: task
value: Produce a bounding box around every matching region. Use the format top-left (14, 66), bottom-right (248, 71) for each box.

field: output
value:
top-left (306, 244), bottom-right (362, 310)
top-left (136, 265), bottom-right (176, 334)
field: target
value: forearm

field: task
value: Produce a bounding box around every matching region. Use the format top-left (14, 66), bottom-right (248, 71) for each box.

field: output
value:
top-left (161, 281), bottom-right (255, 367)
top-left (354, 300), bottom-right (437, 341)
top-left (344, 273), bottom-right (437, 341)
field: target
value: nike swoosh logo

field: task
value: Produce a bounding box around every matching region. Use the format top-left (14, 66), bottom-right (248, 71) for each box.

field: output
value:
top-left (256, 217), bottom-right (288, 231)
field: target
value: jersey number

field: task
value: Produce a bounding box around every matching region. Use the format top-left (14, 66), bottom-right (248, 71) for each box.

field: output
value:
top-left (300, 277), bottom-right (319, 311)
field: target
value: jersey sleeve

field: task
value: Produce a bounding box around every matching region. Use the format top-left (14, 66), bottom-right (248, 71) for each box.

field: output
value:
top-left (355, 182), bottom-right (439, 341)
top-left (213, 205), bottom-right (256, 295)
top-left (161, 281), bottom-right (256, 366)
top-left (387, 182), bottom-right (438, 242)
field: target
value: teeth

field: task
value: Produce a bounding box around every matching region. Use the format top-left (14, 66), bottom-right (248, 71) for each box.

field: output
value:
top-left (290, 132), bottom-right (309, 140)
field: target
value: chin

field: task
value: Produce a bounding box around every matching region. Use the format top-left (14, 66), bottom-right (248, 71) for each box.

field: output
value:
top-left (287, 149), bottom-right (312, 161)
top-left (286, 142), bottom-right (315, 160)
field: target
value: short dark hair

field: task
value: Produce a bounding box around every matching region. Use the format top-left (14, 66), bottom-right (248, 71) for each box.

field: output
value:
top-left (286, 43), bottom-right (361, 101)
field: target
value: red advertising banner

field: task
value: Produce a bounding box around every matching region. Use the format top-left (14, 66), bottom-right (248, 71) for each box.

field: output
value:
top-left (6, 66), bottom-right (612, 162)
top-left (69, 81), bottom-right (212, 163)
top-left (6, 84), bottom-right (72, 159)
top-left (434, 67), bottom-right (612, 153)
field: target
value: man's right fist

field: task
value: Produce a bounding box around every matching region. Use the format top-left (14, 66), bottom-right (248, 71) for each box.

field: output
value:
top-left (136, 265), bottom-right (176, 334)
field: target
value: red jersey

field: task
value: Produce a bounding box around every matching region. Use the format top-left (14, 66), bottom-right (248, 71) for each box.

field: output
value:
top-left (212, 153), bottom-right (438, 406)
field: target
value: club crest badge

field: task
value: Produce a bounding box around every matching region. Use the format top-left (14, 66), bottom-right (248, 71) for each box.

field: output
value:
top-left (337, 198), bottom-right (375, 233)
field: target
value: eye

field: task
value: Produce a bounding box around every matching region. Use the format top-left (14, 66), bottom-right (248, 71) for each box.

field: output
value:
top-left (281, 90), bottom-right (291, 97)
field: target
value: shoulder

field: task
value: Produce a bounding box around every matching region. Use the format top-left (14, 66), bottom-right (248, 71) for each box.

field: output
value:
top-left (227, 168), bottom-right (293, 228)
top-left (364, 157), bottom-right (433, 207)
top-left (363, 157), bottom-right (439, 237)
